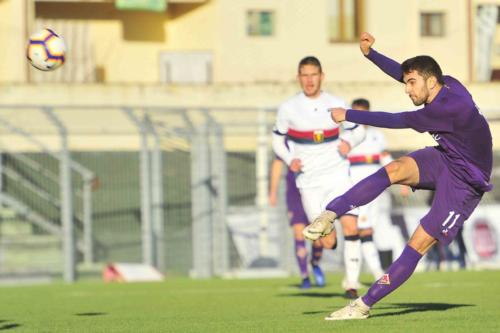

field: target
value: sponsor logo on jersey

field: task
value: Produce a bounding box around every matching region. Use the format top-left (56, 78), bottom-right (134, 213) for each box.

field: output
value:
top-left (313, 130), bottom-right (324, 143)
top-left (431, 133), bottom-right (441, 141)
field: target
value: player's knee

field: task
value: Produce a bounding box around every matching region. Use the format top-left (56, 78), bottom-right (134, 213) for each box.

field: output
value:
top-left (360, 234), bottom-right (374, 243)
top-left (359, 228), bottom-right (373, 238)
top-left (296, 246), bottom-right (307, 259)
top-left (343, 224), bottom-right (359, 236)
top-left (385, 157), bottom-right (418, 185)
top-left (321, 237), bottom-right (337, 250)
top-left (384, 160), bottom-right (402, 181)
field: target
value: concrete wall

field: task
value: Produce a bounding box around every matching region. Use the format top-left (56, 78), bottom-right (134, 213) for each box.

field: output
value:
top-left (0, 80), bottom-right (499, 151)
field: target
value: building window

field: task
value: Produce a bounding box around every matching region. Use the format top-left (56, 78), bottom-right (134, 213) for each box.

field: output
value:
top-left (421, 13), bottom-right (445, 37)
top-left (328, 0), bottom-right (364, 43)
top-left (247, 10), bottom-right (275, 36)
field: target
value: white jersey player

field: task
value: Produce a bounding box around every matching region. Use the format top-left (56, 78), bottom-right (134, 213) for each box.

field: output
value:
top-left (272, 56), bottom-right (365, 298)
top-left (347, 98), bottom-right (406, 280)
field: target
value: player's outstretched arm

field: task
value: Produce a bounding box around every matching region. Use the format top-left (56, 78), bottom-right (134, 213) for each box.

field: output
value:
top-left (360, 32), bottom-right (404, 83)
top-left (330, 107), bottom-right (408, 129)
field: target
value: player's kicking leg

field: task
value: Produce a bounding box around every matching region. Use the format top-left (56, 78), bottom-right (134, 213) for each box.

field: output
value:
top-left (325, 225), bottom-right (436, 320)
top-left (304, 157), bottom-right (419, 240)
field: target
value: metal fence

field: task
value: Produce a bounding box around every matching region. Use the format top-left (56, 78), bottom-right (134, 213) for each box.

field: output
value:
top-left (0, 105), bottom-right (499, 282)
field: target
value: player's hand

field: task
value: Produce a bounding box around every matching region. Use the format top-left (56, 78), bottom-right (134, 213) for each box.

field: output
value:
top-left (338, 140), bottom-right (351, 157)
top-left (360, 32), bottom-right (375, 56)
top-left (329, 107), bottom-right (346, 123)
top-left (289, 158), bottom-right (302, 173)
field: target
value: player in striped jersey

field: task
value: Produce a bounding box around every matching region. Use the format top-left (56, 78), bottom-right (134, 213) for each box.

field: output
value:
top-left (272, 56), bottom-right (366, 297)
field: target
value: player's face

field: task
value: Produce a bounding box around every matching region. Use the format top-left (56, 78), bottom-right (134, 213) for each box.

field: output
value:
top-left (403, 70), bottom-right (430, 106)
top-left (298, 64), bottom-right (323, 98)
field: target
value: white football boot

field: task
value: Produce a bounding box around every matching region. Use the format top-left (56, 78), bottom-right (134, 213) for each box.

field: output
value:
top-left (325, 297), bottom-right (370, 321)
top-left (302, 211), bottom-right (337, 241)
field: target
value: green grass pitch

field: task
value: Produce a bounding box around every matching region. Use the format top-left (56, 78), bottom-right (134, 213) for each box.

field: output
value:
top-left (0, 270), bottom-right (498, 332)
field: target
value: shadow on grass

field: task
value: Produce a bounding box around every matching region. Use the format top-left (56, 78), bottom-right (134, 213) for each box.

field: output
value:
top-left (0, 323), bottom-right (21, 330)
top-left (75, 312), bottom-right (107, 317)
top-left (302, 302), bottom-right (474, 317)
top-left (278, 291), bottom-right (346, 298)
top-left (371, 303), bottom-right (474, 318)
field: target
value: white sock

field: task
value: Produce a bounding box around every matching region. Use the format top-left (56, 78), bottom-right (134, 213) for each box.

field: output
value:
top-left (344, 239), bottom-right (362, 290)
top-left (361, 239), bottom-right (384, 280)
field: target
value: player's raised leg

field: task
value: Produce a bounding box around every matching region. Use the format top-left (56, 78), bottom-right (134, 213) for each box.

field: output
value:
top-left (303, 157), bottom-right (419, 240)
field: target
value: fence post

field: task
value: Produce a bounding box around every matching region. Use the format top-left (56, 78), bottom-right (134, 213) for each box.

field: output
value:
top-left (124, 108), bottom-right (154, 267)
top-left (190, 120), bottom-right (213, 278)
top-left (82, 176), bottom-right (94, 264)
top-left (256, 109), bottom-right (270, 258)
top-left (0, 151), bottom-right (3, 207)
top-left (210, 122), bottom-right (229, 276)
top-left (43, 107), bottom-right (76, 283)
top-left (145, 114), bottom-right (165, 272)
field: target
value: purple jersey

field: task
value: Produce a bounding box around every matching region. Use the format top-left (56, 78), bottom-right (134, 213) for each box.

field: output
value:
top-left (347, 49), bottom-right (493, 193)
top-left (286, 169), bottom-right (308, 225)
top-left (275, 144), bottom-right (308, 225)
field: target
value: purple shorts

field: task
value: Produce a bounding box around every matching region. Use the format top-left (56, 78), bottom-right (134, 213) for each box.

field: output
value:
top-left (286, 171), bottom-right (308, 226)
top-left (409, 147), bottom-right (483, 245)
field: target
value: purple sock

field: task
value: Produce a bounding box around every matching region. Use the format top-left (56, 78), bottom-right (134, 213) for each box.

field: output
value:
top-left (311, 244), bottom-right (323, 266)
top-left (326, 167), bottom-right (391, 216)
top-left (295, 239), bottom-right (309, 278)
top-left (362, 245), bottom-right (423, 307)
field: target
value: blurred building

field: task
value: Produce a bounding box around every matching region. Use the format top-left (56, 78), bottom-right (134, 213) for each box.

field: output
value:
top-left (0, 0), bottom-right (498, 149)
top-left (0, 0), bottom-right (499, 84)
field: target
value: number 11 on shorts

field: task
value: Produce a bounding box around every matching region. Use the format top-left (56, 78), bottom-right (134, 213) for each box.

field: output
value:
top-left (442, 211), bottom-right (460, 234)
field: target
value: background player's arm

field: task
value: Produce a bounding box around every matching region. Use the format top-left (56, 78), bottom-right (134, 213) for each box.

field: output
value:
top-left (339, 122), bottom-right (366, 154)
top-left (269, 158), bottom-right (284, 207)
top-left (360, 32), bottom-right (404, 83)
top-left (272, 105), bottom-right (294, 165)
top-left (272, 131), bottom-right (293, 165)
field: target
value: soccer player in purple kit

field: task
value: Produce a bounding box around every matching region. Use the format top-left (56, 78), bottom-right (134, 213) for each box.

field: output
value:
top-left (303, 32), bottom-right (493, 320)
top-left (269, 158), bottom-right (333, 288)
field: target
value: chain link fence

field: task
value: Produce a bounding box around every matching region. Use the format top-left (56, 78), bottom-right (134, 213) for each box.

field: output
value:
top-left (0, 105), bottom-right (499, 281)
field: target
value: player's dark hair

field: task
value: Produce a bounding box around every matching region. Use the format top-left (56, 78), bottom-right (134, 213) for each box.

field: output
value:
top-left (298, 56), bottom-right (322, 73)
top-left (351, 98), bottom-right (370, 110)
top-left (401, 55), bottom-right (444, 84)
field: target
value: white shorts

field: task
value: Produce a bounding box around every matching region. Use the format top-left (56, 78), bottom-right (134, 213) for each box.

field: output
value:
top-left (350, 164), bottom-right (382, 229)
top-left (298, 165), bottom-right (359, 222)
top-left (357, 190), bottom-right (390, 229)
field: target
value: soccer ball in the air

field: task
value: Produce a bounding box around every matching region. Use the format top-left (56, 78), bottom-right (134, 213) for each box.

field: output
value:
top-left (27, 28), bottom-right (66, 71)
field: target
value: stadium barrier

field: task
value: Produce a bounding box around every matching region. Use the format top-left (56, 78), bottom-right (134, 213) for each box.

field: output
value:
top-left (0, 105), bottom-right (498, 282)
